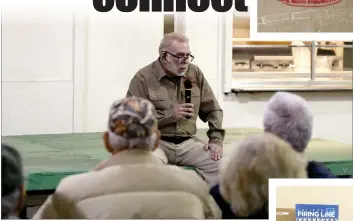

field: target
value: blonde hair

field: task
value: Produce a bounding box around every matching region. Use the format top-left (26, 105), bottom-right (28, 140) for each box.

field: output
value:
top-left (158, 32), bottom-right (189, 53)
top-left (220, 132), bottom-right (307, 217)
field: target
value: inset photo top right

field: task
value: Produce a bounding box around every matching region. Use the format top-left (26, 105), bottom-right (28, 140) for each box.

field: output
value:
top-left (257, 0), bottom-right (353, 33)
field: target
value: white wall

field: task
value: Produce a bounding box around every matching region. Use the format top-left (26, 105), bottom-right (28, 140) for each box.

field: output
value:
top-left (1, 6), bottom-right (163, 136)
top-left (1, 8), bottom-right (351, 145)
top-left (1, 8), bottom-right (75, 135)
top-left (76, 11), bottom-right (163, 132)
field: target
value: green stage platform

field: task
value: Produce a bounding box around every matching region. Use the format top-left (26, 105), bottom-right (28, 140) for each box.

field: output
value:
top-left (2, 128), bottom-right (352, 192)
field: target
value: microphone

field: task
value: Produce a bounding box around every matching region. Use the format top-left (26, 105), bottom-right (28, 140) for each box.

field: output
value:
top-left (184, 79), bottom-right (192, 119)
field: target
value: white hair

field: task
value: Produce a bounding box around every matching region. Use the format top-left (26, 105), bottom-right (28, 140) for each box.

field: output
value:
top-left (263, 92), bottom-right (313, 152)
top-left (108, 131), bottom-right (157, 151)
top-left (158, 32), bottom-right (189, 53)
top-left (1, 189), bottom-right (20, 219)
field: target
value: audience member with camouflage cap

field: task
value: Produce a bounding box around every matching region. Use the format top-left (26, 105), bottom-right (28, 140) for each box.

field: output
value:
top-left (93, 96), bottom-right (161, 170)
top-left (108, 96), bottom-right (158, 139)
top-left (33, 96), bottom-right (221, 219)
top-left (2, 143), bottom-right (25, 219)
top-left (103, 96), bottom-right (160, 152)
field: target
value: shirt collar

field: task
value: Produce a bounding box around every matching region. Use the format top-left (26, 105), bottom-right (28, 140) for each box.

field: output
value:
top-left (153, 58), bottom-right (168, 81)
top-left (153, 58), bottom-right (193, 82)
top-left (96, 149), bottom-right (163, 171)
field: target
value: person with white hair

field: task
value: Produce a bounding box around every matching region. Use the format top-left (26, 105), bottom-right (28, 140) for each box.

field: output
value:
top-left (263, 91), bottom-right (336, 178)
top-left (33, 96), bottom-right (221, 219)
top-left (126, 32), bottom-right (224, 186)
top-left (210, 132), bottom-right (308, 219)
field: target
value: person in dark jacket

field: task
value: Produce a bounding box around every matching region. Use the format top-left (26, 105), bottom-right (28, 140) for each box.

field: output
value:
top-left (263, 92), bottom-right (337, 178)
top-left (1, 144), bottom-right (25, 219)
top-left (210, 132), bottom-right (308, 219)
top-left (306, 161), bottom-right (337, 178)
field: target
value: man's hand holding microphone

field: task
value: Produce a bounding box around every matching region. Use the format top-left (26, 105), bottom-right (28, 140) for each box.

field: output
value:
top-left (171, 79), bottom-right (194, 121)
top-left (172, 103), bottom-right (194, 120)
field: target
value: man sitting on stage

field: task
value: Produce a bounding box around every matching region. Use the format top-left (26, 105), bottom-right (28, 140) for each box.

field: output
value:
top-left (33, 97), bottom-right (221, 219)
top-left (126, 32), bottom-right (225, 186)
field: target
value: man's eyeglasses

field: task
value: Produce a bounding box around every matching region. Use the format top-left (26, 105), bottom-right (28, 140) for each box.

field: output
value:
top-left (162, 51), bottom-right (194, 63)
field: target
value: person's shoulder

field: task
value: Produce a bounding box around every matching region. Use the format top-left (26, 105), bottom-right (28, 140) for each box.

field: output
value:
top-left (53, 166), bottom-right (133, 202)
top-left (54, 170), bottom-right (99, 193)
top-left (129, 61), bottom-right (160, 86)
top-left (187, 64), bottom-right (207, 84)
top-left (48, 170), bottom-right (101, 208)
top-left (135, 60), bottom-right (156, 77)
top-left (188, 63), bottom-right (203, 75)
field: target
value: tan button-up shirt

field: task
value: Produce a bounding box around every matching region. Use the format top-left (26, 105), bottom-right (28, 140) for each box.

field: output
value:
top-left (126, 59), bottom-right (225, 146)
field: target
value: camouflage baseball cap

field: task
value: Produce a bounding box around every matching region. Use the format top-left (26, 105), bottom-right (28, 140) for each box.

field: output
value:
top-left (1, 144), bottom-right (24, 196)
top-left (108, 96), bottom-right (158, 138)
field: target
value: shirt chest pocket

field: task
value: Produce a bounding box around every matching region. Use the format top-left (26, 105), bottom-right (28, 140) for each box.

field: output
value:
top-left (181, 87), bottom-right (201, 110)
top-left (148, 88), bottom-right (171, 110)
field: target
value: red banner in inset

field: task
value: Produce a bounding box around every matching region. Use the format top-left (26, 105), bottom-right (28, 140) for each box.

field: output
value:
top-left (279, 0), bottom-right (342, 7)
